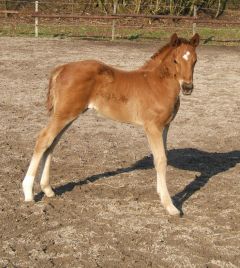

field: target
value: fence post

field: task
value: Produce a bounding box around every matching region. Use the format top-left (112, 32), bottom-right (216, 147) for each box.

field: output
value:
top-left (71, 0), bottom-right (74, 23)
top-left (4, 0), bottom-right (8, 18)
top-left (35, 1), bottom-right (39, 37)
top-left (111, 0), bottom-right (118, 41)
top-left (192, 5), bottom-right (197, 35)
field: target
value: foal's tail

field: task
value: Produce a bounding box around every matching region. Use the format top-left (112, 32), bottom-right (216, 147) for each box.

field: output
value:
top-left (46, 66), bottom-right (64, 114)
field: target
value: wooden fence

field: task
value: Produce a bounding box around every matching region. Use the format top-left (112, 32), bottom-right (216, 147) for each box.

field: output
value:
top-left (0, 1), bottom-right (240, 42)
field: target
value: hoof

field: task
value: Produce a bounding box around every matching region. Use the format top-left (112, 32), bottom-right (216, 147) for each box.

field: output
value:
top-left (24, 196), bottom-right (34, 202)
top-left (166, 204), bottom-right (180, 216)
top-left (45, 191), bottom-right (55, 198)
top-left (23, 188), bottom-right (34, 202)
top-left (42, 186), bottom-right (55, 198)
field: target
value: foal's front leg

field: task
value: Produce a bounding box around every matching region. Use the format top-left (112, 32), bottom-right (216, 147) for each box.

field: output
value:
top-left (145, 124), bottom-right (179, 216)
top-left (162, 124), bottom-right (169, 154)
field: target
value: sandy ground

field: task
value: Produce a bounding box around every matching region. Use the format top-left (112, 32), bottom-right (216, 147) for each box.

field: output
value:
top-left (0, 37), bottom-right (239, 268)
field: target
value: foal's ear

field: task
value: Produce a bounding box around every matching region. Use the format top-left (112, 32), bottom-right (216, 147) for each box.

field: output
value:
top-left (190, 33), bottom-right (200, 47)
top-left (170, 33), bottom-right (180, 47)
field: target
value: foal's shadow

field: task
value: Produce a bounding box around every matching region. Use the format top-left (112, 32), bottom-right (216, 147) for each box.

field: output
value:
top-left (36, 148), bottom-right (240, 211)
top-left (168, 149), bottom-right (240, 211)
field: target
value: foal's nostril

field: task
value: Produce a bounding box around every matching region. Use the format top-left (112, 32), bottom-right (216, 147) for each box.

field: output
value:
top-left (183, 83), bottom-right (193, 91)
top-left (181, 82), bottom-right (194, 95)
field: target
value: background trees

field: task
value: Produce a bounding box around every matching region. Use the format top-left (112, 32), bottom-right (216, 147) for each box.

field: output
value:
top-left (1, 0), bottom-right (239, 17)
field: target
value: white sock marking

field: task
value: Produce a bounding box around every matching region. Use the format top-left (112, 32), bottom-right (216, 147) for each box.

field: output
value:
top-left (22, 175), bottom-right (34, 201)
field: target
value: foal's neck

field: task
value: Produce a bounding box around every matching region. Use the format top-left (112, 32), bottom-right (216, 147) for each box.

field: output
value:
top-left (151, 48), bottom-right (178, 82)
top-left (140, 44), bottom-right (178, 85)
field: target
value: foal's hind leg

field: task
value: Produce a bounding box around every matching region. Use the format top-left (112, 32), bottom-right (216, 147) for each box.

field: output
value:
top-left (22, 116), bottom-right (75, 201)
top-left (39, 121), bottom-right (73, 197)
top-left (39, 150), bottom-right (55, 197)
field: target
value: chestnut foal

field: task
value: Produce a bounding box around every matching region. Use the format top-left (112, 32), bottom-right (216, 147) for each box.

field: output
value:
top-left (23, 33), bottom-right (199, 215)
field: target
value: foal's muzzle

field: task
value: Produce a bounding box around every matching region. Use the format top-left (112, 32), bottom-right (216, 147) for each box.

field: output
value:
top-left (182, 82), bottom-right (194, 95)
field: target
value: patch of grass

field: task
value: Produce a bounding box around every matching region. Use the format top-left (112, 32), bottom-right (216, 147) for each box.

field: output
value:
top-left (0, 24), bottom-right (35, 37)
top-left (198, 26), bottom-right (240, 44)
top-left (0, 22), bottom-right (239, 45)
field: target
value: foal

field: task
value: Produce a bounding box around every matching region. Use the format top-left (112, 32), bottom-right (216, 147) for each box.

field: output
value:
top-left (23, 33), bottom-right (200, 215)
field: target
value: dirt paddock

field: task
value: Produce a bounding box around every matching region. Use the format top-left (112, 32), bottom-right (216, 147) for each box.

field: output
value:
top-left (0, 37), bottom-right (239, 267)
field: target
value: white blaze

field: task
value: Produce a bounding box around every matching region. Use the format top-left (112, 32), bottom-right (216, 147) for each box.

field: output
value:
top-left (183, 51), bottom-right (190, 61)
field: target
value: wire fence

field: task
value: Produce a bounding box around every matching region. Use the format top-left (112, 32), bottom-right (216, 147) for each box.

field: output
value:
top-left (0, 1), bottom-right (240, 43)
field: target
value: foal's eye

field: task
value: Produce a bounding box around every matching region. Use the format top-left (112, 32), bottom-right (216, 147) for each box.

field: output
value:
top-left (174, 59), bottom-right (178, 64)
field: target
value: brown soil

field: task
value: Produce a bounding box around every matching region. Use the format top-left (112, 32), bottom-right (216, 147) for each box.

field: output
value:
top-left (0, 37), bottom-right (239, 268)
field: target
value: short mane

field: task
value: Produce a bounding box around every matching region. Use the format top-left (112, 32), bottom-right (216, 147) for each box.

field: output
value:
top-left (151, 43), bottom-right (171, 60)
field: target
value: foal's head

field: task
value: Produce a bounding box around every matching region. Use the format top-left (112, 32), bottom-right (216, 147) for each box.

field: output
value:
top-left (169, 33), bottom-right (200, 95)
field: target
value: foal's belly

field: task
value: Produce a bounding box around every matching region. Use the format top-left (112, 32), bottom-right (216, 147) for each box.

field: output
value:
top-left (88, 99), bottom-right (143, 126)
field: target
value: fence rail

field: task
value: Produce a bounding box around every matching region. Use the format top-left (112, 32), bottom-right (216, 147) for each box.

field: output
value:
top-left (0, 1), bottom-right (240, 43)
top-left (2, 10), bottom-right (240, 25)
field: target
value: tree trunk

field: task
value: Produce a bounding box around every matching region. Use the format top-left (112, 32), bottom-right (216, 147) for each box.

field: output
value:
top-left (134, 0), bottom-right (142, 14)
top-left (215, 0), bottom-right (228, 18)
